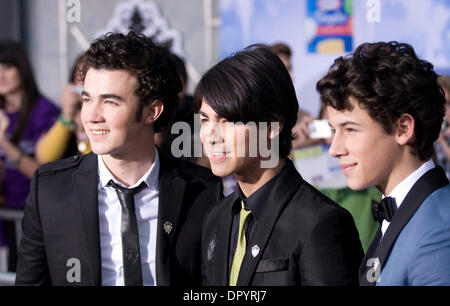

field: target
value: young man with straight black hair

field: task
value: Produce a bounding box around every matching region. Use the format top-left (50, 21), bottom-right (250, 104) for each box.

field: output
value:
top-left (197, 45), bottom-right (363, 286)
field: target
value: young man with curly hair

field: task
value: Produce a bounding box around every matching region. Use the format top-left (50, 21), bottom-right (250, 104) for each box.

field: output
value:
top-left (317, 41), bottom-right (450, 286)
top-left (197, 45), bottom-right (363, 286)
top-left (15, 32), bottom-right (222, 286)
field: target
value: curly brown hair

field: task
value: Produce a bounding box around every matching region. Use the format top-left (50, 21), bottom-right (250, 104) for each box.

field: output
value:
top-left (80, 31), bottom-right (182, 133)
top-left (317, 41), bottom-right (446, 161)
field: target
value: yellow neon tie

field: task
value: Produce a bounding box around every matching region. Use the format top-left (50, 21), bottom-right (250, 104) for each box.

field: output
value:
top-left (229, 201), bottom-right (252, 286)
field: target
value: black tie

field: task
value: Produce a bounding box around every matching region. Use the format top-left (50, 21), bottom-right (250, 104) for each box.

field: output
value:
top-left (108, 180), bottom-right (147, 286)
top-left (371, 197), bottom-right (397, 223)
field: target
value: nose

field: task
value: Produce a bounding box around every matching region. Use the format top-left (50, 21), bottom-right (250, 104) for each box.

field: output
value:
top-left (204, 134), bottom-right (224, 148)
top-left (328, 133), bottom-right (346, 158)
top-left (200, 122), bottom-right (224, 146)
top-left (81, 100), bottom-right (104, 124)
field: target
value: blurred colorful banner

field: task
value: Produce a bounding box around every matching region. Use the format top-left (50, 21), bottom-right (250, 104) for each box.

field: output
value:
top-left (306, 0), bottom-right (353, 53)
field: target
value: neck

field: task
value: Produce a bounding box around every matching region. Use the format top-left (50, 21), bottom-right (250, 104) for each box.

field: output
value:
top-left (377, 151), bottom-right (426, 196)
top-left (236, 157), bottom-right (286, 197)
top-left (3, 90), bottom-right (23, 112)
top-left (102, 144), bottom-right (156, 187)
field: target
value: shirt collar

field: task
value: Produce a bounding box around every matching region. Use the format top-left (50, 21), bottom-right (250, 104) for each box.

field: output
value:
top-left (234, 162), bottom-right (287, 221)
top-left (386, 159), bottom-right (435, 209)
top-left (97, 147), bottom-right (160, 191)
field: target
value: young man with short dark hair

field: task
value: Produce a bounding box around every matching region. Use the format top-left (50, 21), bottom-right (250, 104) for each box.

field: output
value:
top-left (16, 32), bottom-right (222, 286)
top-left (317, 41), bottom-right (450, 286)
top-left (197, 45), bottom-right (363, 286)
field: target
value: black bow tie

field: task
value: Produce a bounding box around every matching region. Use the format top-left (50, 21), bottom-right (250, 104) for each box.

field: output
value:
top-left (372, 197), bottom-right (397, 223)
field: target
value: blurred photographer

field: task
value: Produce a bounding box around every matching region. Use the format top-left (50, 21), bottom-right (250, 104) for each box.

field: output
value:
top-left (293, 105), bottom-right (380, 252)
top-left (35, 56), bottom-right (90, 163)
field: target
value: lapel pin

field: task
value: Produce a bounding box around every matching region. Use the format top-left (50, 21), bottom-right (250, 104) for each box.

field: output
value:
top-left (251, 244), bottom-right (260, 258)
top-left (163, 221), bottom-right (173, 235)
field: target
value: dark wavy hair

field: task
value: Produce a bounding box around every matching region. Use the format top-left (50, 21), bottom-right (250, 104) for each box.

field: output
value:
top-left (194, 45), bottom-right (298, 158)
top-left (317, 41), bottom-right (446, 161)
top-left (0, 40), bottom-right (41, 144)
top-left (80, 31), bottom-right (182, 133)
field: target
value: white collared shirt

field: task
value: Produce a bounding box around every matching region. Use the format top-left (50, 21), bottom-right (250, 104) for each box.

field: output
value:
top-left (97, 148), bottom-right (159, 286)
top-left (381, 159), bottom-right (436, 237)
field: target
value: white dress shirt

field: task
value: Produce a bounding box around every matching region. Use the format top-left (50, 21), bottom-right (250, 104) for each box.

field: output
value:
top-left (97, 149), bottom-right (160, 286)
top-left (381, 159), bottom-right (436, 237)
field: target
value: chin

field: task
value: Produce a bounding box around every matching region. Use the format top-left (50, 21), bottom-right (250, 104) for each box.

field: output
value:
top-left (347, 179), bottom-right (370, 191)
top-left (210, 164), bottom-right (233, 178)
top-left (89, 144), bottom-right (111, 156)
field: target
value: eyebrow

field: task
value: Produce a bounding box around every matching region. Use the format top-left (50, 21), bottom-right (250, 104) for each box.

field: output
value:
top-left (81, 91), bottom-right (125, 102)
top-left (337, 121), bottom-right (362, 127)
top-left (199, 111), bottom-right (222, 120)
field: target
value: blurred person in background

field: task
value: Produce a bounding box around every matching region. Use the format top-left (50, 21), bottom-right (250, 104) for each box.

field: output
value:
top-left (269, 42), bottom-right (318, 150)
top-left (269, 43), bottom-right (293, 80)
top-left (35, 55), bottom-right (91, 163)
top-left (435, 75), bottom-right (450, 178)
top-left (154, 53), bottom-right (196, 164)
top-left (0, 40), bottom-right (59, 271)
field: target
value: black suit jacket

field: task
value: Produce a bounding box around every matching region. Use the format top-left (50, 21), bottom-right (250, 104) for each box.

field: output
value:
top-left (15, 151), bottom-right (222, 286)
top-left (201, 161), bottom-right (363, 286)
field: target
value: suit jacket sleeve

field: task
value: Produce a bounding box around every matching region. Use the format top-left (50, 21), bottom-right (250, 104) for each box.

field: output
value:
top-left (299, 208), bottom-right (363, 286)
top-left (409, 222), bottom-right (450, 285)
top-left (15, 170), bottom-right (51, 286)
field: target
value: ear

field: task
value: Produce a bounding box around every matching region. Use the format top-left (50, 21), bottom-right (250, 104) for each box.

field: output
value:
top-left (143, 99), bottom-right (164, 125)
top-left (269, 121), bottom-right (283, 139)
top-left (395, 113), bottom-right (415, 146)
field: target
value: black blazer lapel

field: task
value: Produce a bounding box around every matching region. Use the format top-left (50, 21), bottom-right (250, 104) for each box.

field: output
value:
top-left (360, 166), bottom-right (449, 286)
top-left (72, 153), bottom-right (101, 285)
top-left (236, 162), bottom-right (302, 285)
top-left (155, 151), bottom-right (187, 285)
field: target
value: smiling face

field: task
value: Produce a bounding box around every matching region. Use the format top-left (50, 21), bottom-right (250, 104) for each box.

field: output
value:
top-left (81, 68), bottom-right (153, 159)
top-left (327, 97), bottom-right (402, 193)
top-left (199, 101), bottom-right (264, 179)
